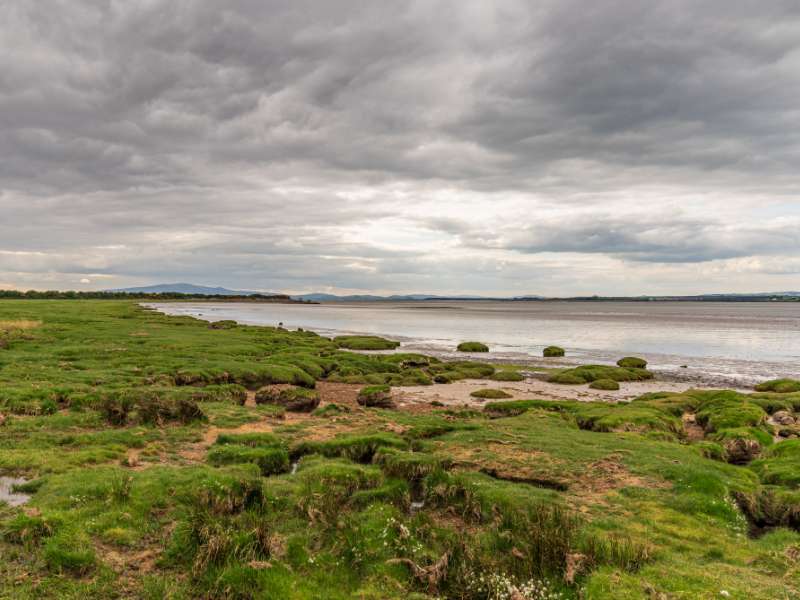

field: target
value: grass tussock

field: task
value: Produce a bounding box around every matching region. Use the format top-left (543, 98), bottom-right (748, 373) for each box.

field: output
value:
top-left (457, 341), bottom-right (489, 352)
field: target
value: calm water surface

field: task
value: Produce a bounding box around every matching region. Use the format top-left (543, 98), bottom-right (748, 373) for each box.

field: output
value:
top-left (149, 301), bottom-right (800, 385)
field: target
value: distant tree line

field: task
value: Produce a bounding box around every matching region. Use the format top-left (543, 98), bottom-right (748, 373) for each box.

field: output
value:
top-left (0, 290), bottom-right (302, 302)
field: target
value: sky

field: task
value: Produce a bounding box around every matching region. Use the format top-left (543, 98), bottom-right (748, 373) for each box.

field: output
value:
top-left (1, 1), bottom-right (800, 296)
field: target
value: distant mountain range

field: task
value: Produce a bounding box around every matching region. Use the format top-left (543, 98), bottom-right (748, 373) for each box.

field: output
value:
top-left (109, 284), bottom-right (800, 302)
top-left (110, 283), bottom-right (263, 296)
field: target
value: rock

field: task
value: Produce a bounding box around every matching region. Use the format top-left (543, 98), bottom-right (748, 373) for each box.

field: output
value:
top-left (773, 410), bottom-right (796, 426)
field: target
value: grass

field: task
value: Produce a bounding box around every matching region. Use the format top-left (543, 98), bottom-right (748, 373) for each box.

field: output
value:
top-left (543, 346), bottom-right (565, 357)
top-left (755, 379), bottom-right (800, 393)
top-left (470, 388), bottom-right (513, 399)
top-left (456, 341), bottom-right (489, 352)
top-left (548, 365), bottom-right (653, 385)
top-left (333, 335), bottom-right (400, 350)
top-left (1, 299), bottom-right (799, 599)
top-left (589, 378), bottom-right (620, 391)
top-left (616, 357), bottom-right (647, 369)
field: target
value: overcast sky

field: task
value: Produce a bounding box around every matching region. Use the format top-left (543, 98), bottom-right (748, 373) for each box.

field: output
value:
top-left (2, 1), bottom-right (799, 296)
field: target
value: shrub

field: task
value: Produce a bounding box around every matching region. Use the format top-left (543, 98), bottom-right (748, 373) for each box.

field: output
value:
top-left (755, 379), bottom-right (800, 394)
top-left (357, 384), bottom-right (394, 408)
top-left (589, 378), bottom-right (620, 391)
top-left (334, 336), bottom-right (400, 350)
top-left (543, 346), bottom-right (565, 357)
top-left (207, 446), bottom-right (290, 476)
top-left (254, 386), bottom-right (320, 412)
top-left (470, 388), bottom-right (512, 400)
top-left (617, 357), bottom-right (648, 369)
top-left (457, 342), bottom-right (489, 352)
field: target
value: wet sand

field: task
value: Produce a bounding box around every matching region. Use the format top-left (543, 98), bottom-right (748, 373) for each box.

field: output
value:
top-left (394, 376), bottom-right (740, 407)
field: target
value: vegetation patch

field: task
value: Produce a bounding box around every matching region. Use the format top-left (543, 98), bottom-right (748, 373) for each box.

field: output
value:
top-left (255, 386), bottom-right (321, 412)
top-left (489, 370), bottom-right (525, 382)
top-left (456, 341), bottom-right (489, 352)
top-left (207, 445), bottom-right (290, 476)
top-left (356, 384), bottom-right (395, 408)
top-left (548, 365), bottom-right (653, 385)
top-left (589, 378), bottom-right (620, 391)
top-left (543, 345), bottom-right (565, 357)
top-left (333, 335), bottom-right (400, 350)
top-left (616, 356), bottom-right (647, 369)
top-left (470, 388), bottom-right (513, 400)
top-left (755, 379), bottom-right (800, 394)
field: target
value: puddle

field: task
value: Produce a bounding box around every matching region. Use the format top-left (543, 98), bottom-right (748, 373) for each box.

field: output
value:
top-left (0, 477), bottom-right (31, 507)
top-left (290, 461), bottom-right (299, 475)
top-left (410, 500), bottom-right (425, 513)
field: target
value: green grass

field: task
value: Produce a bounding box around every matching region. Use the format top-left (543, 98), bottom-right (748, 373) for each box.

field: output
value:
top-left (333, 335), bottom-right (400, 350)
top-left (543, 346), bottom-right (565, 357)
top-left (470, 388), bottom-right (513, 399)
top-left (548, 365), bottom-right (654, 385)
top-left (755, 378), bottom-right (800, 393)
top-left (589, 378), bottom-right (620, 391)
top-left (1, 299), bottom-right (799, 599)
top-left (616, 357), bottom-right (647, 369)
top-left (456, 341), bottom-right (489, 352)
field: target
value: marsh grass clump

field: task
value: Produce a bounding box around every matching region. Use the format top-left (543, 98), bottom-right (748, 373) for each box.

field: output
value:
top-left (617, 357), bottom-right (648, 369)
top-left (490, 370), bottom-right (525, 382)
top-left (543, 346), bottom-right (565, 357)
top-left (589, 378), bottom-right (620, 391)
top-left (43, 536), bottom-right (96, 576)
top-left (291, 433), bottom-right (406, 463)
top-left (311, 402), bottom-right (349, 417)
top-left (470, 388), bottom-right (512, 400)
top-left (214, 432), bottom-right (284, 448)
top-left (334, 335), bottom-right (400, 350)
top-left (207, 445), bottom-right (290, 476)
top-left (254, 386), bottom-right (320, 412)
top-left (548, 365), bottom-right (653, 385)
top-left (208, 320), bottom-right (238, 330)
top-left (457, 341), bottom-right (489, 353)
top-left (100, 391), bottom-right (207, 426)
top-left (750, 440), bottom-right (800, 487)
top-left (3, 513), bottom-right (60, 546)
top-left (755, 379), bottom-right (800, 394)
top-left (357, 384), bottom-right (394, 408)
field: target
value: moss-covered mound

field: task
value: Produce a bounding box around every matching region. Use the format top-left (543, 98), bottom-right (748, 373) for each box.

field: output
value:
top-left (333, 335), bottom-right (400, 350)
top-left (617, 356), bottom-right (648, 369)
top-left (470, 388), bottom-right (512, 400)
top-left (589, 378), bottom-right (620, 391)
top-left (543, 345), bottom-right (565, 357)
top-left (548, 364), bottom-right (653, 385)
top-left (456, 341), bottom-right (489, 352)
top-left (254, 386), bottom-right (321, 412)
top-left (356, 384), bottom-right (394, 408)
top-left (207, 445), bottom-right (290, 476)
top-left (489, 370), bottom-right (524, 382)
top-left (755, 379), bottom-right (800, 394)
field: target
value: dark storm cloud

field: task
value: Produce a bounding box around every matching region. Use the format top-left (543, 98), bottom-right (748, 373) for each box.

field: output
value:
top-left (1, 0), bottom-right (799, 294)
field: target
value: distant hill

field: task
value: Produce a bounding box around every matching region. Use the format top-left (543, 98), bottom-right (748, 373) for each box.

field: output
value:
top-left (110, 283), bottom-right (263, 296)
top-left (293, 293), bottom-right (543, 302)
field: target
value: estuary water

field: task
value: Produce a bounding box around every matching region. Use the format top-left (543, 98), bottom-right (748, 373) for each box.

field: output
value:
top-left (148, 301), bottom-right (800, 386)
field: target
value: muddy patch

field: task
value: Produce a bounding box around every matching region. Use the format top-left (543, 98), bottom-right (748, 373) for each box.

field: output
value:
top-left (0, 476), bottom-right (31, 507)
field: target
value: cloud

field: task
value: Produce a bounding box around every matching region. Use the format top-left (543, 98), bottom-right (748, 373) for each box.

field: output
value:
top-left (1, 1), bottom-right (799, 295)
